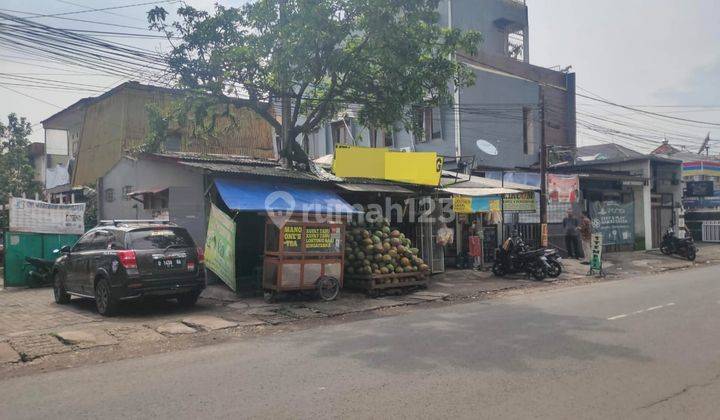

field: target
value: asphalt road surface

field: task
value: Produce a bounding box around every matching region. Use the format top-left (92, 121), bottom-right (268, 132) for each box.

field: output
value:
top-left (2, 265), bottom-right (720, 419)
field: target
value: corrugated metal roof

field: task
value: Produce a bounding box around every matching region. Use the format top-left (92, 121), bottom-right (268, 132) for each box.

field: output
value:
top-left (179, 161), bottom-right (330, 182)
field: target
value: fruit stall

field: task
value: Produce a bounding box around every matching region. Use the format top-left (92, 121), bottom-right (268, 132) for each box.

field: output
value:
top-left (343, 216), bottom-right (430, 296)
top-left (262, 217), bottom-right (345, 302)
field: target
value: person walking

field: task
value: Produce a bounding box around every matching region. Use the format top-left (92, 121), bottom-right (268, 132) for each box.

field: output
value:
top-left (562, 209), bottom-right (580, 259)
top-left (579, 212), bottom-right (593, 264)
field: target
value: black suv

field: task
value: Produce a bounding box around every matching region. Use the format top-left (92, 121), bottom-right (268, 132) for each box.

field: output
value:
top-left (53, 220), bottom-right (205, 316)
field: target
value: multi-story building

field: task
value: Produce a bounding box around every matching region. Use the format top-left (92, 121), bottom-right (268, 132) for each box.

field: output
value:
top-left (305, 0), bottom-right (576, 174)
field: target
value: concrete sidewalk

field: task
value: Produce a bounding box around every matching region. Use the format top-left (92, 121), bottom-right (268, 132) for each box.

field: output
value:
top-left (2, 243), bottom-right (719, 366)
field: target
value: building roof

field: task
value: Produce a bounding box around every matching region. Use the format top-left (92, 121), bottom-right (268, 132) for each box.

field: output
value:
top-left (141, 152), bottom-right (334, 183)
top-left (561, 143), bottom-right (681, 167)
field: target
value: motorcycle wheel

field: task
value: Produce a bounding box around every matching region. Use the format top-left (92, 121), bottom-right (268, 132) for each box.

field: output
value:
top-left (686, 247), bottom-right (696, 261)
top-left (546, 260), bottom-right (562, 278)
top-left (530, 266), bottom-right (546, 281)
top-left (660, 244), bottom-right (672, 255)
top-left (492, 261), bottom-right (506, 276)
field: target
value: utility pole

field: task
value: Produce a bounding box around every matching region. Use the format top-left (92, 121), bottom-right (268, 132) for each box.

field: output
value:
top-left (539, 91), bottom-right (548, 226)
top-left (279, 0), bottom-right (292, 168)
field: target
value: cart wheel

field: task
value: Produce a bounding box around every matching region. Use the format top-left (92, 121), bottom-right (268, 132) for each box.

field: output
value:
top-left (316, 276), bottom-right (340, 301)
top-left (263, 290), bottom-right (276, 303)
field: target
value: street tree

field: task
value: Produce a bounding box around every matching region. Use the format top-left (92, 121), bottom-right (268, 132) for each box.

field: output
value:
top-left (147, 0), bottom-right (481, 167)
top-left (0, 113), bottom-right (42, 227)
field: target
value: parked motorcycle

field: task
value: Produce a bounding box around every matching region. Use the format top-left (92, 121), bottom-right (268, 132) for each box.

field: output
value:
top-left (543, 248), bottom-right (563, 278)
top-left (492, 234), bottom-right (549, 281)
top-left (24, 256), bottom-right (56, 288)
top-left (660, 226), bottom-right (697, 261)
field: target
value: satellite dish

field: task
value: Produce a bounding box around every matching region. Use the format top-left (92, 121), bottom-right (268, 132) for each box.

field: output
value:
top-left (476, 139), bottom-right (498, 156)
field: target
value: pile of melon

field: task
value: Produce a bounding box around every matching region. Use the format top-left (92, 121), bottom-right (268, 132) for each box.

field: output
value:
top-left (344, 217), bottom-right (429, 278)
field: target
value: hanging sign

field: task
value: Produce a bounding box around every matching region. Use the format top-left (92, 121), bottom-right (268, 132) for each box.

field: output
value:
top-left (9, 197), bottom-right (85, 235)
top-left (204, 203), bottom-right (236, 291)
top-left (503, 192), bottom-right (536, 212)
top-left (547, 174), bottom-right (579, 203)
top-left (452, 195), bottom-right (501, 213)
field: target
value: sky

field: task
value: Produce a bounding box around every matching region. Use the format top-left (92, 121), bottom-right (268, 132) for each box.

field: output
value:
top-left (1, 0), bottom-right (719, 153)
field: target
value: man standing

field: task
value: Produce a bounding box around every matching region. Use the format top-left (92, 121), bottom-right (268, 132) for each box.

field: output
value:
top-left (579, 212), bottom-right (593, 264)
top-left (562, 209), bottom-right (580, 259)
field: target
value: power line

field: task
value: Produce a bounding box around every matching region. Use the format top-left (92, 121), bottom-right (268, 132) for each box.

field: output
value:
top-left (0, 84), bottom-right (63, 108)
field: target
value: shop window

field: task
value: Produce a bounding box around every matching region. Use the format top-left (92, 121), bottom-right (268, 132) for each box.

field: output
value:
top-left (523, 107), bottom-right (535, 154)
top-left (105, 188), bottom-right (115, 203)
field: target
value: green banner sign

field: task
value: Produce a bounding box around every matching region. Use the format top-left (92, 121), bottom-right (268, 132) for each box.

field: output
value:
top-left (205, 203), bottom-right (236, 291)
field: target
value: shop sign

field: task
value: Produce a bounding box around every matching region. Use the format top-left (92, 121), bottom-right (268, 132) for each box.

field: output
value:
top-left (547, 174), bottom-right (579, 203)
top-left (282, 225), bottom-right (303, 252)
top-left (590, 233), bottom-right (603, 272)
top-left (305, 226), bottom-right (342, 253)
top-left (452, 195), bottom-right (500, 213)
top-left (333, 145), bottom-right (443, 186)
top-left (590, 201), bottom-right (634, 246)
top-left (205, 204), bottom-right (236, 291)
top-left (503, 192), bottom-right (536, 212)
top-left (9, 197), bottom-right (85, 235)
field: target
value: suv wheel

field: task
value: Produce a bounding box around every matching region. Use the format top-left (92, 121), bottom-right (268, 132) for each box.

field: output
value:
top-left (177, 290), bottom-right (201, 307)
top-left (95, 278), bottom-right (118, 317)
top-left (53, 272), bottom-right (71, 304)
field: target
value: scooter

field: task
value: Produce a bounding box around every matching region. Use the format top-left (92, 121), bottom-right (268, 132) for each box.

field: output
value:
top-left (492, 234), bottom-right (549, 281)
top-left (660, 226), bottom-right (697, 261)
top-left (24, 256), bottom-right (56, 288)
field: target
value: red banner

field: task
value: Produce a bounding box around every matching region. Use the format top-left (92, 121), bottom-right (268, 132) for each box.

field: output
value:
top-left (547, 174), bottom-right (579, 203)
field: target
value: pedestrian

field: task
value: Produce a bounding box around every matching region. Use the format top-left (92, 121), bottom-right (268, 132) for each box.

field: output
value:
top-left (562, 209), bottom-right (580, 259)
top-left (579, 212), bottom-right (592, 264)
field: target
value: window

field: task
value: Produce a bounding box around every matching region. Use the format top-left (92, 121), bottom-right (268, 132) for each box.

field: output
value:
top-left (414, 107), bottom-right (441, 144)
top-left (72, 232), bottom-right (96, 252)
top-left (384, 130), bottom-right (394, 147)
top-left (122, 186), bottom-right (133, 201)
top-left (523, 107), bottom-right (535, 155)
top-left (105, 188), bottom-right (115, 203)
top-left (507, 29), bottom-right (526, 61)
top-left (143, 189), bottom-right (169, 211)
top-left (126, 228), bottom-right (195, 250)
top-left (331, 120), bottom-right (352, 145)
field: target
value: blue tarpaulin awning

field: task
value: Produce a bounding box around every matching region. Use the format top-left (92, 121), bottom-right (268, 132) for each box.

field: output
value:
top-left (214, 178), bottom-right (360, 214)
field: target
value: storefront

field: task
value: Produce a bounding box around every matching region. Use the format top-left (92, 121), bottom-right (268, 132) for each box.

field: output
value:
top-left (207, 177), bottom-right (358, 294)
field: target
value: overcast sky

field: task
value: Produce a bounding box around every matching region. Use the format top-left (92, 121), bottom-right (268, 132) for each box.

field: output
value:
top-left (1, 0), bottom-right (718, 152)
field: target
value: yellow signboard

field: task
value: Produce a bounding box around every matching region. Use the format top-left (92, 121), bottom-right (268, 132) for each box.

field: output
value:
top-left (333, 146), bottom-right (443, 186)
top-left (452, 196), bottom-right (473, 213)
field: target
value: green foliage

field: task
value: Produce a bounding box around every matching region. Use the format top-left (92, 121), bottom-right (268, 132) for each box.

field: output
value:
top-left (0, 113), bottom-right (42, 228)
top-left (147, 0), bottom-right (481, 158)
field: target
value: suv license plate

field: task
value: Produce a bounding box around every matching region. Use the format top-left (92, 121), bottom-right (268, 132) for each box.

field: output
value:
top-left (156, 258), bottom-right (184, 269)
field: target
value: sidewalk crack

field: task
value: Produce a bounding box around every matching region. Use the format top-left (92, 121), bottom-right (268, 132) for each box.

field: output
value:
top-left (639, 371), bottom-right (720, 410)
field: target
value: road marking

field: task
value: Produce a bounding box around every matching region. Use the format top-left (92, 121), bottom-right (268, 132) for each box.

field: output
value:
top-left (608, 303), bottom-right (676, 321)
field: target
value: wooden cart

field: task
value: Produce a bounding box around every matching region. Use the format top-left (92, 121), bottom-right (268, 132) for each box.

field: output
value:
top-left (262, 217), bottom-right (345, 302)
top-left (345, 270), bottom-right (429, 297)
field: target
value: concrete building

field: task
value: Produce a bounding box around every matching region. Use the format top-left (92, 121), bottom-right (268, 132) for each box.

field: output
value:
top-left (304, 0), bottom-right (576, 174)
top-left (553, 144), bottom-right (683, 251)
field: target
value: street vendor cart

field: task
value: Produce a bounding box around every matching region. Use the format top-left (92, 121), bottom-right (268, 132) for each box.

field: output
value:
top-left (262, 217), bottom-right (345, 302)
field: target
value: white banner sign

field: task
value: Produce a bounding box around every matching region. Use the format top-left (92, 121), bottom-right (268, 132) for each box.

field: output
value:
top-left (9, 197), bottom-right (85, 234)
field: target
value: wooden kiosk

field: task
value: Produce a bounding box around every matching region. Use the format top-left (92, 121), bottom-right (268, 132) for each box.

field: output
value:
top-left (262, 217), bottom-right (345, 302)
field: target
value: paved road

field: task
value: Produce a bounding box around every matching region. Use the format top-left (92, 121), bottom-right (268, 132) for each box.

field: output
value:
top-left (2, 266), bottom-right (720, 419)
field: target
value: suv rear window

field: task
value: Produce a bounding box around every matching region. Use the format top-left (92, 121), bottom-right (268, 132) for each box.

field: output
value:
top-left (126, 228), bottom-right (195, 250)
